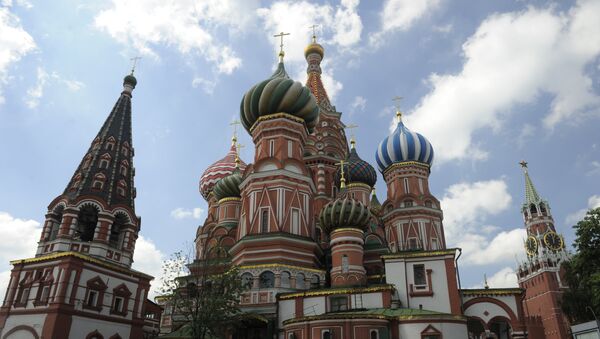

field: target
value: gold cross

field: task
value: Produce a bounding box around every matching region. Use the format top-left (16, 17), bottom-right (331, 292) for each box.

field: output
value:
top-left (335, 160), bottom-right (346, 188)
top-left (345, 124), bottom-right (358, 148)
top-left (130, 56), bottom-right (142, 75)
top-left (392, 96), bottom-right (403, 121)
top-left (229, 120), bottom-right (242, 143)
top-left (309, 24), bottom-right (319, 42)
top-left (274, 31), bottom-right (291, 60)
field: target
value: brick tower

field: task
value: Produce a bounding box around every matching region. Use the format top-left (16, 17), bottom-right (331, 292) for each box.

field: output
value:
top-left (0, 72), bottom-right (153, 339)
top-left (517, 161), bottom-right (570, 339)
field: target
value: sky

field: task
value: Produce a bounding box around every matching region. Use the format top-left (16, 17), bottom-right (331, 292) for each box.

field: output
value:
top-left (0, 0), bottom-right (599, 299)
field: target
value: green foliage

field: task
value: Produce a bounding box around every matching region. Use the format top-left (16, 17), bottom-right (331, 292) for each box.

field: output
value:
top-left (562, 207), bottom-right (600, 323)
top-left (159, 251), bottom-right (245, 339)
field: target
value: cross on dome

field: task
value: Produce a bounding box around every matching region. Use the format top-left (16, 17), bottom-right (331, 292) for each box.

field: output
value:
top-left (273, 31), bottom-right (290, 62)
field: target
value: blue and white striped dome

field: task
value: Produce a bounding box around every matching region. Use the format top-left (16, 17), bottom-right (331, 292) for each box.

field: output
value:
top-left (375, 119), bottom-right (434, 173)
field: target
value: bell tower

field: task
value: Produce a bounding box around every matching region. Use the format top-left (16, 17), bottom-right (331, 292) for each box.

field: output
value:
top-left (516, 161), bottom-right (570, 339)
top-left (0, 72), bottom-right (153, 339)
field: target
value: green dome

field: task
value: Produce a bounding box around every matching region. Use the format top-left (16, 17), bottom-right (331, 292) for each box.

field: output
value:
top-left (123, 74), bottom-right (137, 88)
top-left (319, 196), bottom-right (371, 233)
top-left (240, 62), bottom-right (319, 133)
top-left (213, 169), bottom-right (242, 201)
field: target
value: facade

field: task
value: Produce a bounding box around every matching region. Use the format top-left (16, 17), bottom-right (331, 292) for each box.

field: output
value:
top-left (161, 37), bottom-right (575, 339)
top-left (0, 73), bottom-right (160, 339)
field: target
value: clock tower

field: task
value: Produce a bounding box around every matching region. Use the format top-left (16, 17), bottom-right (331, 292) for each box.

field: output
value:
top-left (516, 161), bottom-right (570, 339)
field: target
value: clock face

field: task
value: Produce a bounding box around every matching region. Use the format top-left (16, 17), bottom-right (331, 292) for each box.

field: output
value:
top-left (525, 236), bottom-right (538, 256)
top-left (544, 231), bottom-right (563, 251)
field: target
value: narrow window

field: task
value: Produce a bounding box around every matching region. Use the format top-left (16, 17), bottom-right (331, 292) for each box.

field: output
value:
top-left (342, 255), bottom-right (349, 273)
top-left (287, 140), bottom-right (293, 157)
top-left (414, 264), bottom-right (426, 287)
top-left (404, 178), bottom-right (410, 193)
top-left (269, 139), bottom-right (275, 157)
top-left (291, 209), bottom-right (300, 235)
top-left (87, 290), bottom-right (98, 306)
top-left (261, 209), bottom-right (269, 233)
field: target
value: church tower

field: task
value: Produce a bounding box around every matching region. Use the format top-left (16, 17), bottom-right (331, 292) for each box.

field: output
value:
top-left (0, 73), bottom-right (153, 339)
top-left (517, 161), bottom-right (570, 339)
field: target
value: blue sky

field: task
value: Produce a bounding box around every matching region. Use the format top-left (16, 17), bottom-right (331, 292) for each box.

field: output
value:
top-left (0, 0), bottom-right (599, 297)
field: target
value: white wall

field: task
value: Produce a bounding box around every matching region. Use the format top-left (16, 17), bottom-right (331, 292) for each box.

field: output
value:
top-left (2, 314), bottom-right (46, 338)
top-left (69, 315), bottom-right (131, 339)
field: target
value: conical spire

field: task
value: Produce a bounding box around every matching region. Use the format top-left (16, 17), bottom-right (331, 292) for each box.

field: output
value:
top-left (305, 34), bottom-right (333, 112)
top-left (520, 160), bottom-right (542, 205)
top-left (63, 74), bottom-right (138, 209)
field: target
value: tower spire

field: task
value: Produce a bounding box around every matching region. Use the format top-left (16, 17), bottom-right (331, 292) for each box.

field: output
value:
top-left (520, 160), bottom-right (542, 205)
top-left (63, 73), bottom-right (137, 210)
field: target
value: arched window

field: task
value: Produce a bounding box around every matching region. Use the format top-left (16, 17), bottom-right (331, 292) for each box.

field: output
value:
top-left (261, 209), bottom-right (269, 233)
top-left (48, 206), bottom-right (64, 241)
top-left (93, 173), bottom-right (106, 190)
top-left (530, 204), bottom-right (537, 214)
top-left (310, 275), bottom-right (320, 289)
top-left (241, 273), bottom-right (253, 289)
top-left (109, 213), bottom-right (127, 248)
top-left (259, 271), bottom-right (274, 288)
top-left (296, 273), bottom-right (305, 289)
top-left (77, 205), bottom-right (98, 242)
top-left (280, 271), bottom-right (291, 288)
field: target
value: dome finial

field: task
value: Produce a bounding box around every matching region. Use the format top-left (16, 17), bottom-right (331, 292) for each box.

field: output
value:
top-left (345, 123), bottom-right (358, 149)
top-left (336, 159), bottom-right (346, 188)
top-left (274, 31), bottom-right (290, 63)
top-left (392, 96), bottom-right (403, 122)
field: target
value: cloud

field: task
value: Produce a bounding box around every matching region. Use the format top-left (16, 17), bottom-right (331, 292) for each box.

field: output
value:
top-left (0, 6), bottom-right (36, 104)
top-left (405, 0), bottom-right (600, 164)
top-left (565, 194), bottom-right (600, 225)
top-left (470, 267), bottom-right (518, 289)
top-left (94, 0), bottom-right (258, 74)
top-left (24, 67), bottom-right (85, 109)
top-left (0, 212), bottom-right (42, 303)
top-left (170, 207), bottom-right (204, 220)
top-left (441, 179), bottom-right (523, 266)
top-left (348, 95), bottom-right (367, 116)
top-left (132, 235), bottom-right (165, 298)
top-left (192, 76), bottom-right (217, 95)
top-left (369, 0), bottom-right (442, 46)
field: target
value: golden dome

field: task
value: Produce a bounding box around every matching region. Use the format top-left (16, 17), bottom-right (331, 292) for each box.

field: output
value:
top-left (304, 42), bottom-right (324, 59)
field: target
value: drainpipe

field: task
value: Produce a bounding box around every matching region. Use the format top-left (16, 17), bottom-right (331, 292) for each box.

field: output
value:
top-left (455, 248), bottom-right (464, 314)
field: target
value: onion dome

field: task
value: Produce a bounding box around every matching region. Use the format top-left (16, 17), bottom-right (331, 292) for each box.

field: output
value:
top-left (319, 196), bottom-right (371, 233)
top-left (199, 141), bottom-right (247, 200)
top-left (375, 113), bottom-right (434, 173)
top-left (240, 61), bottom-right (319, 133)
top-left (213, 168), bottom-right (242, 201)
top-left (334, 141), bottom-right (377, 188)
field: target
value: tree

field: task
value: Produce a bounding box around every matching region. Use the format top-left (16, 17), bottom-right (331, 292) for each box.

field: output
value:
top-left (158, 247), bottom-right (245, 339)
top-left (562, 207), bottom-right (600, 323)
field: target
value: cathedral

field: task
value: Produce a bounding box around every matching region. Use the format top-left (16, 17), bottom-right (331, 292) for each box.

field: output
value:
top-left (0, 34), bottom-right (573, 339)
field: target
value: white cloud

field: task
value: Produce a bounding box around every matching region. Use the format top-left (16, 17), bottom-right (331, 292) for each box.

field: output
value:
top-left (192, 76), bottom-right (217, 95)
top-left (405, 0), bottom-right (600, 164)
top-left (0, 6), bottom-right (36, 104)
top-left (565, 194), bottom-right (600, 225)
top-left (94, 0), bottom-right (257, 74)
top-left (24, 67), bottom-right (85, 109)
top-left (349, 95), bottom-right (367, 115)
top-left (132, 235), bottom-right (165, 298)
top-left (441, 179), bottom-right (523, 266)
top-left (0, 212), bottom-right (42, 303)
top-left (370, 0), bottom-right (441, 46)
top-left (470, 267), bottom-right (518, 289)
top-left (170, 207), bottom-right (205, 220)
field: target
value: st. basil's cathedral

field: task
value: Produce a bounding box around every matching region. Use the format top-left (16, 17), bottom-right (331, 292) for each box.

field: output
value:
top-left (0, 34), bottom-right (572, 339)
